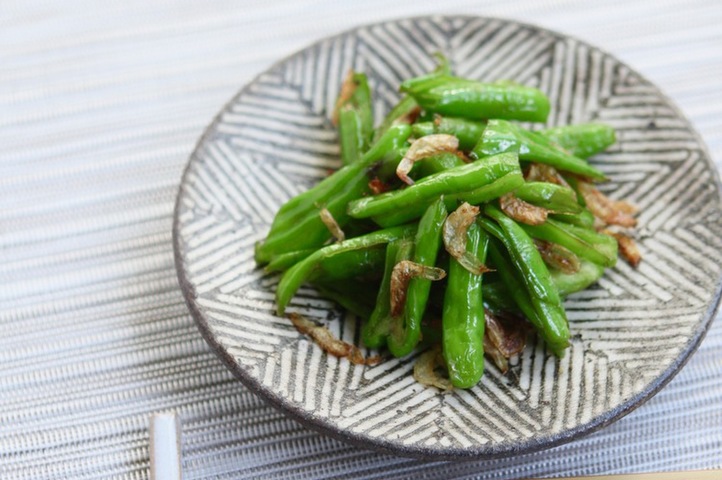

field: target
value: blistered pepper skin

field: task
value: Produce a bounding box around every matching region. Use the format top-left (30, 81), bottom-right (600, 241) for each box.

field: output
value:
top-left (442, 222), bottom-right (489, 388)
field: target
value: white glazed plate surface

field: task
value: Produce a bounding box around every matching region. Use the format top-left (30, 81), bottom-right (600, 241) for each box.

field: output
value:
top-left (173, 15), bottom-right (722, 459)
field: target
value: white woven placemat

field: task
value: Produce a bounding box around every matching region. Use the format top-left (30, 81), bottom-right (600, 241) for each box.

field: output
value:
top-left (1, 1), bottom-right (721, 478)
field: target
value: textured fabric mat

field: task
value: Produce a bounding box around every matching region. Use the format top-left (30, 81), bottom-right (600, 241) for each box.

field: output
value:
top-left (1, 1), bottom-right (721, 478)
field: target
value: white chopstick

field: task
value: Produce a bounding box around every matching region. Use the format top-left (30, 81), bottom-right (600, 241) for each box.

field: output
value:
top-left (150, 413), bottom-right (183, 480)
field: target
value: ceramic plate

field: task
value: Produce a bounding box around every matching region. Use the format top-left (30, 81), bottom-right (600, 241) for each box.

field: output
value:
top-left (173, 15), bottom-right (722, 459)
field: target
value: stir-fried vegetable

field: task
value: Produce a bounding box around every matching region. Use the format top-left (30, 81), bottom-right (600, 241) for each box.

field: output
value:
top-left (254, 58), bottom-right (641, 389)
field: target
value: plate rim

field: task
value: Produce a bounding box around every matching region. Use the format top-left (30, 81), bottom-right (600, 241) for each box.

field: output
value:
top-left (172, 14), bottom-right (722, 460)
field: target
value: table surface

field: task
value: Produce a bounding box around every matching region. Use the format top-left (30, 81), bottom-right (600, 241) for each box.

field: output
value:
top-left (2, 1), bottom-right (721, 479)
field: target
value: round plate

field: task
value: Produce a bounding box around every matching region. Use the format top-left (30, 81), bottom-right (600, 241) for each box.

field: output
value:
top-left (173, 15), bottom-right (722, 459)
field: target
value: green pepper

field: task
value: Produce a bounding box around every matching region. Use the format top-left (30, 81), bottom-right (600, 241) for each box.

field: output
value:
top-left (338, 107), bottom-right (365, 166)
top-left (486, 238), bottom-right (569, 357)
top-left (514, 182), bottom-right (582, 214)
top-left (313, 278), bottom-right (379, 320)
top-left (275, 224), bottom-right (417, 315)
top-left (256, 125), bottom-right (411, 264)
top-left (412, 116), bottom-right (486, 151)
top-left (348, 72), bottom-right (374, 143)
top-left (336, 72), bottom-right (374, 166)
top-left (549, 208), bottom-right (596, 229)
top-left (539, 123), bottom-right (616, 159)
top-left (482, 279), bottom-right (520, 314)
top-left (347, 152), bottom-right (521, 219)
top-left (371, 170), bottom-right (524, 228)
top-left (362, 239), bottom-right (414, 349)
top-left (484, 257), bottom-right (605, 312)
top-left (388, 199), bottom-right (448, 357)
top-left (472, 120), bottom-right (606, 181)
top-left (550, 259), bottom-right (606, 297)
top-left (267, 246), bottom-right (385, 277)
top-left (519, 218), bottom-right (618, 268)
top-left (266, 124), bottom-right (410, 232)
top-left (410, 152), bottom-right (465, 179)
top-left (401, 75), bottom-right (550, 123)
top-left (483, 206), bottom-right (563, 306)
top-left (310, 245), bottom-right (385, 281)
top-left (265, 249), bottom-right (316, 272)
top-left (442, 222), bottom-right (489, 388)
top-left (480, 206), bottom-right (570, 356)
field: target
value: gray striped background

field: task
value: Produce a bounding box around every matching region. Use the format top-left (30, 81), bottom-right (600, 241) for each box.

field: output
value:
top-left (2, 1), bottom-right (722, 478)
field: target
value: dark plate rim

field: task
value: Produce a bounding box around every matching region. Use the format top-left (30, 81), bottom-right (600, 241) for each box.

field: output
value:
top-left (172, 14), bottom-right (722, 460)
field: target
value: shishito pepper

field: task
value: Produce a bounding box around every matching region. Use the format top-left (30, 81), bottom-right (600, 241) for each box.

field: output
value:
top-left (539, 123), bottom-right (616, 159)
top-left (480, 205), bottom-right (570, 356)
top-left (412, 120), bottom-right (616, 160)
top-left (362, 239), bottom-right (414, 349)
top-left (347, 152), bottom-right (521, 220)
top-left (336, 71), bottom-right (374, 166)
top-left (401, 75), bottom-right (551, 123)
top-left (375, 171), bottom-right (525, 228)
top-left (514, 182), bottom-right (582, 214)
top-left (442, 222), bottom-right (489, 388)
top-left (519, 218), bottom-right (618, 268)
top-left (473, 119), bottom-right (607, 181)
top-left (255, 124), bottom-right (411, 264)
top-left (275, 224), bottom-right (417, 315)
top-left (387, 198), bottom-right (448, 357)
top-left (258, 56), bottom-right (638, 388)
top-left (412, 116), bottom-right (486, 151)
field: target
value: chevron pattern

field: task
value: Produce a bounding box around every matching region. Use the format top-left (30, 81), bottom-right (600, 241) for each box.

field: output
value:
top-left (174, 16), bottom-right (722, 456)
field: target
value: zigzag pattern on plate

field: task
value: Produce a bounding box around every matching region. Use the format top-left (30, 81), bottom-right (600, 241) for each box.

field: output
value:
top-left (175, 16), bottom-right (722, 454)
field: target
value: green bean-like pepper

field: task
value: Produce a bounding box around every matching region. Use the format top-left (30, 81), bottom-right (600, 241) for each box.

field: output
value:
top-left (480, 206), bottom-right (570, 356)
top-left (550, 259), bottom-right (606, 297)
top-left (256, 125), bottom-right (411, 264)
top-left (457, 170), bottom-right (525, 205)
top-left (348, 152), bottom-right (521, 219)
top-left (276, 224), bottom-right (417, 315)
top-left (362, 239), bottom-right (414, 349)
top-left (371, 170), bottom-right (524, 228)
top-left (312, 278), bottom-right (379, 320)
top-left (483, 205), bottom-right (563, 307)
top-left (514, 182), bottom-right (582, 214)
top-left (267, 245), bottom-right (385, 277)
top-left (549, 207), bottom-right (596, 229)
top-left (336, 72), bottom-right (374, 166)
top-left (519, 218), bottom-right (618, 268)
top-left (539, 123), bottom-right (616, 159)
top-left (412, 116), bottom-right (486, 151)
top-left (473, 120), bottom-right (606, 181)
top-left (484, 257), bottom-right (605, 312)
top-left (338, 107), bottom-right (365, 166)
top-left (256, 174), bottom-right (368, 263)
top-left (442, 222), bottom-right (489, 388)
top-left (401, 75), bottom-right (550, 123)
top-left (265, 249), bottom-right (316, 272)
top-left (388, 199), bottom-right (448, 357)
top-left (411, 152), bottom-right (465, 179)
top-left (486, 238), bottom-right (570, 356)
top-left (310, 245), bottom-right (386, 281)
top-left (265, 124), bottom-right (410, 234)
top-left (482, 279), bottom-right (520, 314)
top-left (374, 145), bottom-right (410, 181)
top-left (348, 72), bottom-right (374, 142)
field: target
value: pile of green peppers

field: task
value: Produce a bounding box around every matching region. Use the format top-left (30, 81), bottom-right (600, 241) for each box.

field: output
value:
top-left (254, 58), bottom-right (627, 389)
